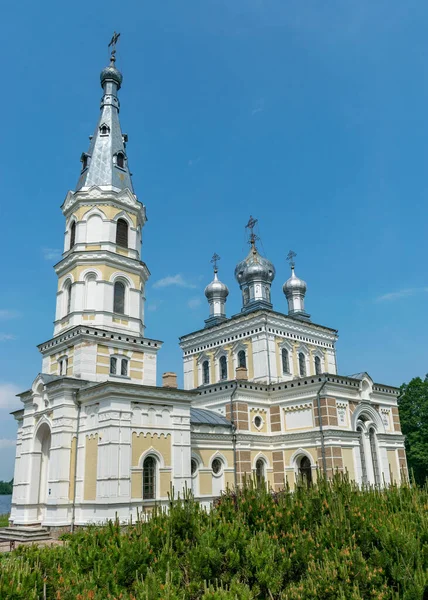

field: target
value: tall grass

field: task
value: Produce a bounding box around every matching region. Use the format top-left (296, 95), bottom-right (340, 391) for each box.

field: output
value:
top-left (0, 513), bottom-right (9, 527)
top-left (1, 476), bottom-right (428, 599)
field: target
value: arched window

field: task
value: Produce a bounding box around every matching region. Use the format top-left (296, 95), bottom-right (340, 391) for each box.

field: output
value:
top-left (238, 350), bottom-right (246, 369)
top-left (116, 219), bottom-right (128, 248)
top-left (314, 356), bottom-right (322, 375)
top-left (100, 124), bottom-right (110, 135)
top-left (203, 360), bottom-right (210, 385)
top-left (81, 153), bottom-right (88, 170)
top-left (64, 281), bottom-right (72, 316)
top-left (191, 458), bottom-right (198, 476)
top-left (357, 426), bottom-right (367, 484)
top-left (220, 355), bottom-right (227, 380)
top-left (110, 357), bottom-right (117, 375)
top-left (116, 152), bottom-right (125, 169)
top-left (142, 456), bottom-right (156, 499)
top-left (212, 458), bottom-right (223, 474)
top-left (299, 456), bottom-right (312, 487)
top-left (282, 348), bottom-right (290, 374)
top-left (299, 352), bottom-right (306, 377)
top-left (369, 428), bottom-right (380, 485)
top-left (255, 458), bottom-right (265, 487)
top-left (121, 358), bottom-right (128, 377)
top-left (70, 221), bottom-right (76, 249)
top-left (113, 281), bottom-right (125, 314)
top-left (58, 357), bottom-right (68, 376)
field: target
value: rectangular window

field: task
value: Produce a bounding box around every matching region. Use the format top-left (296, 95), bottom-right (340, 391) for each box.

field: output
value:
top-left (110, 357), bottom-right (117, 375)
top-left (121, 359), bottom-right (128, 377)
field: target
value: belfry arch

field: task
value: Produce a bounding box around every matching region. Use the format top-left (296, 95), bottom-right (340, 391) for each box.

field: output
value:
top-left (32, 422), bottom-right (52, 521)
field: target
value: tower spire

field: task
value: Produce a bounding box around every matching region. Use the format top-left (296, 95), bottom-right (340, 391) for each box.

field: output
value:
top-left (75, 33), bottom-right (133, 192)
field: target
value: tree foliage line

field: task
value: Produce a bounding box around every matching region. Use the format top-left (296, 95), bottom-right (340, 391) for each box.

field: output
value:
top-left (0, 479), bottom-right (13, 495)
top-left (1, 476), bottom-right (428, 599)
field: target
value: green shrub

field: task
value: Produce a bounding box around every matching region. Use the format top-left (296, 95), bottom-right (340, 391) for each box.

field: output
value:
top-left (1, 476), bottom-right (428, 599)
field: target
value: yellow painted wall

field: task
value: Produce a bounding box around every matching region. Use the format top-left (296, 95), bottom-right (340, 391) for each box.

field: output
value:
top-left (68, 437), bottom-right (77, 501)
top-left (342, 448), bottom-right (355, 480)
top-left (387, 450), bottom-right (400, 483)
top-left (199, 472), bottom-right (212, 495)
top-left (132, 432), bottom-right (171, 467)
top-left (246, 339), bottom-right (254, 380)
top-left (160, 472), bottom-right (172, 497)
top-left (224, 471), bottom-right (235, 489)
top-left (197, 449), bottom-right (234, 467)
top-left (84, 434), bottom-right (98, 501)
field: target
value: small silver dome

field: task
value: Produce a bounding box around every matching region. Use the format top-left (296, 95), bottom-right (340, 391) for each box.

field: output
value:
top-left (100, 64), bottom-right (123, 90)
top-left (205, 270), bottom-right (229, 300)
top-left (235, 245), bottom-right (275, 285)
top-left (283, 267), bottom-right (307, 296)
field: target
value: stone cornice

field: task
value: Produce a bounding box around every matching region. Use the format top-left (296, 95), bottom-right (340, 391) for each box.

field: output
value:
top-left (77, 380), bottom-right (198, 404)
top-left (54, 250), bottom-right (150, 280)
top-left (180, 309), bottom-right (338, 350)
top-left (38, 325), bottom-right (163, 354)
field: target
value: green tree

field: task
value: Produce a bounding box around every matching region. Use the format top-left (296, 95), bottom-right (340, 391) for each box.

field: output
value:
top-left (398, 375), bottom-right (428, 485)
top-left (0, 480), bottom-right (13, 495)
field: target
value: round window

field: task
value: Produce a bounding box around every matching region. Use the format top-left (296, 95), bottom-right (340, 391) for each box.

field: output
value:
top-left (254, 415), bottom-right (262, 429)
top-left (212, 458), bottom-right (222, 474)
top-left (191, 458), bottom-right (198, 476)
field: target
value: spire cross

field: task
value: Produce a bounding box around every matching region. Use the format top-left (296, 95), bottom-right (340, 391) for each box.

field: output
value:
top-left (245, 215), bottom-right (259, 246)
top-left (286, 250), bottom-right (297, 269)
top-left (211, 253), bottom-right (221, 272)
top-left (108, 31), bottom-right (121, 62)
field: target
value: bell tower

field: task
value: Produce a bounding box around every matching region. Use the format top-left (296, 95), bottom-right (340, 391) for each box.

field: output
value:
top-left (39, 40), bottom-right (162, 385)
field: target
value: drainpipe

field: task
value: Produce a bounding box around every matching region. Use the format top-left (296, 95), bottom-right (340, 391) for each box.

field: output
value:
top-left (316, 377), bottom-right (328, 477)
top-left (230, 382), bottom-right (238, 489)
top-left (71, 395), bottom-right (81, 533)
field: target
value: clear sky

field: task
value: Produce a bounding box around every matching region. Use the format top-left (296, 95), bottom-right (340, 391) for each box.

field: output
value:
top-left (1, 0), bottom-right (427, 480)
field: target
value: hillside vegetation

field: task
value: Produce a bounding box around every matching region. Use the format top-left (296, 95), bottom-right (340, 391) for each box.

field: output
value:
top-left (1, 476), bottom-right (428, 599)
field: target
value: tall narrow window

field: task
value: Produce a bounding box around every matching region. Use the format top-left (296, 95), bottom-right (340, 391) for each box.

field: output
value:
top-left (143, 456), bottom-right (156, 499)
top-left (121, 359), bottom-right (128, 377)
top-left (299, 352), bottom-right (306, 377)
top-left (369, 428), bottom-right (380, 485)
top-left (220, 355), bottom-right (227, 380)
top-left (85, 275), bottom-right (97, 310)
top-left (282, 348), bottom-right (290, 374)
top-left (238, 350), bottom-right (246, 369)
top-left (59, 357), bottom-right (68, 376)
top-left (314, 356), bottom-right (322, 375)
top-left (110, 357), bottom-right (117, 375)
top-left (65, 282), bottom-right (72, 315)
top-left (255, 459), bottom-right (265, 487)
top-left (113, 281), bottom-right (125, 314)
top-left (203, 360), bottom-right (210, 385)
top-left (116, 219), bottom-right (128, 248)
top-left (357, 426), bottom-right (367, 484)
top-left (299, 456), bottom-right (312, 487)
top-left (116, 152), bottom-right (125, 169)
top-left (70, 222), bottom-right (76, 249)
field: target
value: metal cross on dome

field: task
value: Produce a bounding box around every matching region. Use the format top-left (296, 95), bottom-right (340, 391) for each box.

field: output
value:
top-left (246, 215), bottom-right (259, 246)
top-left (287, 250), bottom-right (297, 269)
top-left (108, 32), bottom-right (121, 60)
top-left (211, 253), bottom-right (221, 271)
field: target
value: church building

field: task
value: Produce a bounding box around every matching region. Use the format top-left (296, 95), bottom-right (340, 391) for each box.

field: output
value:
top-left (9, 47), bottom-right (407, 529)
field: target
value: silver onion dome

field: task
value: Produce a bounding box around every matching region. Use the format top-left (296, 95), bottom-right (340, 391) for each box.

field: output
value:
top-left (100, 62), bottom-right (123, 90)
top-left (283, 266), bottom-right (307, 297)
top-left (205, 270), bottom-right (229, 300)
top-left (235, 245), bottom-right (276, 285)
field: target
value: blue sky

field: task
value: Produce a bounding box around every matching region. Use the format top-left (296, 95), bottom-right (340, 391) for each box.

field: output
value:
top-left (0, 0), bottom-right (428, 479)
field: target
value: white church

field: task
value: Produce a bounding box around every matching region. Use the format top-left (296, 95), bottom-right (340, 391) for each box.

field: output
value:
top-left (8, 47), bottom-right (407, 531)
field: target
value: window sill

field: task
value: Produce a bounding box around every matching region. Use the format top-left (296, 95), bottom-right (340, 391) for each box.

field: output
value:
top-left (110, 374), bottom-right (131, 380)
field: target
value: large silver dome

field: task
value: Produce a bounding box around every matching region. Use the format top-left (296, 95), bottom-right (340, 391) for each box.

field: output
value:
top-left (283, 267), bottom-right (307, 296)
top-left (235, 245), bottom-right (275, 285)
top-left (205, 271), bottom-right (229, 300)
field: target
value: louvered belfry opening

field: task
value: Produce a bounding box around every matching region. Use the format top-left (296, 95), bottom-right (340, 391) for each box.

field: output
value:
top-left (70, 221), bottom-right (76, 249)
top-left (116, 219), bottom-right (128, 248)
top-left (113, 281), bottom-right (125, 314)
